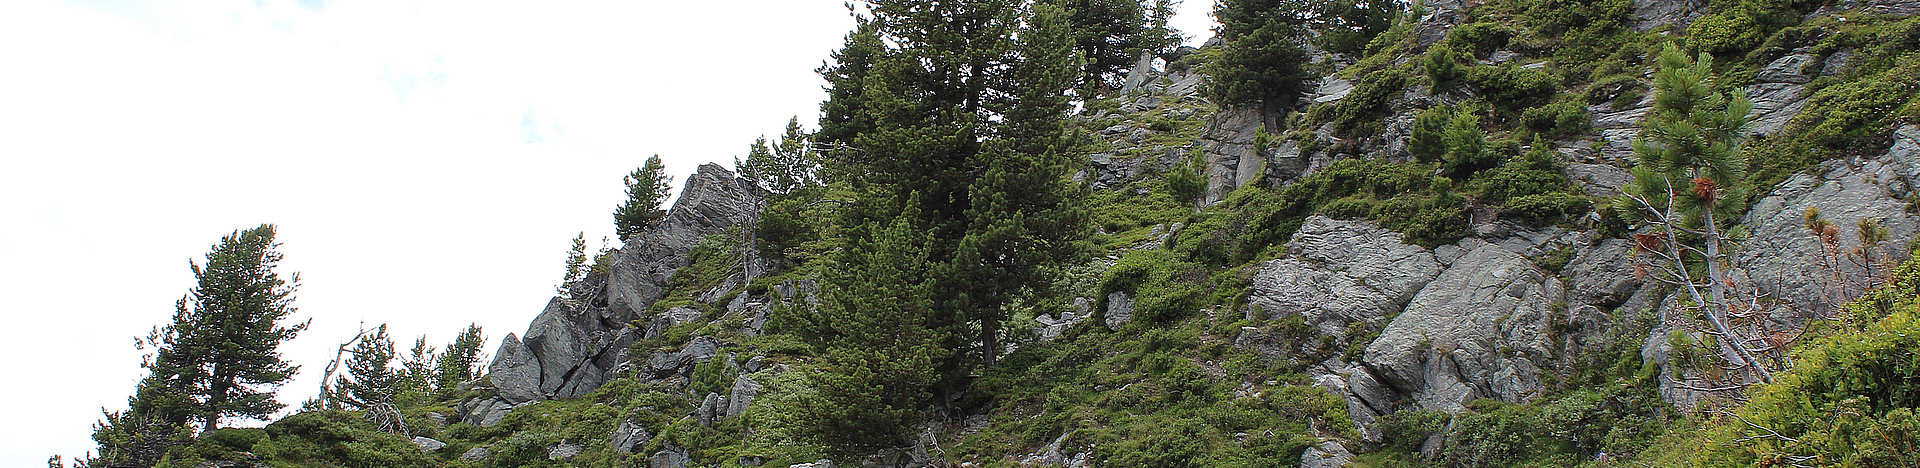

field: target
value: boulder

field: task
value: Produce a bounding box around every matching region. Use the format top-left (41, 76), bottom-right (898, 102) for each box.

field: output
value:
top-left (1246, 217), bottom-right (1444, 356)
top-left (1757, 54), bottom-right (1818, 84)
top-left (1746, 82), bottom-right (1807, 137)
top-left (611, 419), bottom-right (653, 453)
top-left (646, 336), bottom-right (721, 377)
top-left (653, 445), bottom-right (691, 468)
top-left (698, 392), bottom-right (728, 426)
top-left (790, 461), bottom-right (837, 468)
top-left (412, 437), bottom-right (446, 453)
top-left (1632, 0), bottom-right (1704, 31)
top-left (484, 163), bottom-right (764, 405)
top-left (1565, 162), bottom-right (1634, 197)
top-left (488, 334), bottom-right (542, 403)
top-left (1868, 0), bottom-right (1920, 16)
top-left (727, 375), bottom-right (763, 419)
top-left (1104, 291), bottom-right (1136, 328)
top-left (1118, 51), bottom-right (1157, 94)
top-left (1363, 245), bottom-right (1566, 413)
top-left (549, 441), bottom-right (583, 461)
top-left (1738, 153), bottom-right (1920, 319)
top-left (646, 306), bottom-right (706, 340)
top-left (1563, 238), bottom-right (1641, 308)
top-left (461, 446), bottom-right (489, 461)
top-left (1300, 439), bottom-right (1356, 468)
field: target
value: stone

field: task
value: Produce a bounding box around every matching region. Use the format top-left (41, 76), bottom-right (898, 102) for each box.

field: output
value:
top-left (1118, 51), bottom-right (1157, 94)
top-left (488, 163), bottom-right (764, 406)
top-left (549, 441), bottom-right (583, 461)
top-left (611, 419), bottom-right (653, 453)
top-left (1104, 291), bottom-right (1136, 328)
top-left (1738, 156), bottom-right (1920, 319)
top-left (727, 375), bottom-right (763, 419)
top-left (790, 460), bottom-right (837, 468)
top-left (646, 306), bottom-right (706, 340)
top-left (1822, 50), bottom-right (1854, 77)
top-left (412, 436), bottom-right (446, 453)
top-left (647, 336), bottom-right (721, 377)
top-left (1564, 238), bottom-right (1641, 308)
top-left (1746, 82), bottom-right (1808, 137)
top-left (1300, 440), bottom-right (1356, 468)
top-left (488, 334), bottom-right (542, 403)
top-left (653, 445), bottom-right (691, 468)
top-left (1363, 246), bottom-right (1566, 413)
top-left (1757, 54), bottom-right (1818, 84)
top-left (1867, 0), bottom-right (1920, 16)
top-left (424, 411), bottom-right (446, 427)
top-left (1565, 163), bottom-right (1634, 197)
top-left (698, 392), bottom-right (728, 426)
top-left (1632, 0), bottom-right (1704, 31)
top-left (1312, 77), bottom-right (1356, 103)
top-left (475, 399), bottom-right (514, 427)
top-left (1245, 217), bottom-right (1444, 355)
top-left (461, 446), bottom-right (489, 461)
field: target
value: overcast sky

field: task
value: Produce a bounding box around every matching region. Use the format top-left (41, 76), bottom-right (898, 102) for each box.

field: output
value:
top-left (0, 0), bottom-right (1215, 464)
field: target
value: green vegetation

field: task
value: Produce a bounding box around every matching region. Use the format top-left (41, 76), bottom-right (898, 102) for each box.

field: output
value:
top-left (614, 155), bottom-right (673, 242)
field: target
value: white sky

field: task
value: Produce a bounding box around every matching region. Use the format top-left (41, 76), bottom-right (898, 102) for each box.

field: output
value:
top-left (0, 0), bottom-right (1216, 464)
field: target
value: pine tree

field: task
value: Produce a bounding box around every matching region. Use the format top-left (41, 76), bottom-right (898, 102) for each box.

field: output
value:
top-left (90, 225), bottom-right (306, 466)
top-left (1615, 43), bottom-right (1769, 385)
top-left (797, 206), bottom-right (947, 450)
top-left (1208, 5), bottom-right (1312, 127)
top-left (738, 117), bottom-right (825, 197)
top-left (1051, 0), bottom-right (1151, 90)
top-left (614, 155), bottom-right (673, 242)
top-left (340, 324), bottom-right (397, 408)
top-left (434, 324), bottom-right (486, 391)
top-left (816, 16), bottom-right (884, 150)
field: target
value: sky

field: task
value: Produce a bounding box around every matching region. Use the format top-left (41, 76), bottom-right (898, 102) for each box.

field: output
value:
top-left (0, 0), bottom-right (1216, 464)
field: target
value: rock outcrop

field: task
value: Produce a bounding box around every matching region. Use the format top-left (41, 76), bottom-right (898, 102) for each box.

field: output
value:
top-left (1241, 217), bottom-right (1444, 363)
top-left (484, 163), bottom-right (764, 408)
top-left (1363, 245), bottom-right (1566, 413)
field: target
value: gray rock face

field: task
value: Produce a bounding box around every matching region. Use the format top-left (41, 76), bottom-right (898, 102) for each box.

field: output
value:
top-left (487, 163), bottom-right (763, 404)
top-left (1565, 162), bottom-right (1634, 197)
top-left (489, 334), bottom-right (542, 404)
top-left (1119, 51), bottom-right (1157, 94)
top-left (1738, 152), bottom-right (1920, 318)
top-left (1757, 54), bottom-right (1818, 84)
top-left (646, 306), bottom-right (706, 340)
top-left (1632, 0), bottom-right (1704, 31)
top-left (1363, 246), bottom-right (1566, 412)
top-left (611, 419), bottom-right (653, 454)
top-left (790, 461), bottom-right (836, 468)
top-left (461, 446), bottom-right (489, 461)
top-left (726, 375), bottom-right (763, 419)
top-left (1746, 83), bottom-right (1808, 137)
top-left (460, 398), bottom-right (515, 427)
top-left (1246, 217), bottom-right (1443, 354)
top-left (653, 445), bottom-right (691, 468)
top-left (1104, 291), bottom-right (1136, 328)
top-left (1868, 0), bottom-right (1920, 16)
top-left (645, 336), bottom-right (721, 378)
top-left (1300, 439), bottom-right (1357, 468)
top-left (1197, 107), bottom-right (1269, 205)
top-left (412, 437), bottom-right (446, 453)
top-left (1564, 238), bottom-right (1642, 309)
top-left (549, 442), bottom-right (583, 461)
top-left (698, 392), bottom-right (728, 426)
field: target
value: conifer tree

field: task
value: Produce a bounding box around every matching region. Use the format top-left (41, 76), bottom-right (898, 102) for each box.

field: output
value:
top-left (340, 324), bottom-right (397, 408)
top-left (1209, 1), bottom-right (1312, 127)
top-left (434, 324), bottom-right (485, 391)
top-left (816, 17), bottom-right (883, 150)
top-left (614, 155), bottom-right (673, 242)
top-left (797, 205), bottom-right (947, 450)
top-left (738, 117), bottom-right (825, 197)
top-left (1615, 43), bottom-right (1769, 384)
top-left (1050, 0), bottom-right (1154, 90)
top-left (90, 225), bottom-right (306, 466)
top-left (811, 0), bottom-right (1088, 403)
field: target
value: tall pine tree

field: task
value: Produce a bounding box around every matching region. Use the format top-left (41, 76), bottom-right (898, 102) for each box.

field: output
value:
top-left (90, 225), bottom-right (306, 467)
top-left (808, 0), bottom-right (1089, 427)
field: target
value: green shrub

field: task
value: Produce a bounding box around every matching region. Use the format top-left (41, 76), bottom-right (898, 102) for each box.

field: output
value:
top-left (1163, 151), bottom-right (1207, 206)
top-left (1425, 42), bottom-right (1470, 88)
top-left (1449, 22), bottom-right (1519, 57)
top-left (1502, 192), bottom-right (1592, 224)
top-left (1519, 100), bottom-right (1591, 138)
top-left (1101, 250), bottom-right (1207, 324)
top-left (1476, 138), bottom-right (1574, 203)
top-left (1409, 105), bottom-right (1452, 163)
top-left (1465, 64), bottom-right (1561, 111)
top-left (1688, 11), bottom-right (1766, 54)
top-left (1325, 67), bottom-right (1409, 136)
